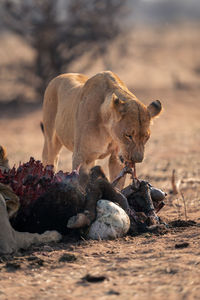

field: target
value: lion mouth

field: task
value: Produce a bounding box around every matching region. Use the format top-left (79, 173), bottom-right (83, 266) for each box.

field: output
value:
top-left (118, 156), bottom-right (137, 179)
top-left (119, 155), bottom-right (135, 167)
top-left (117, 154), bottom-right (139, 184)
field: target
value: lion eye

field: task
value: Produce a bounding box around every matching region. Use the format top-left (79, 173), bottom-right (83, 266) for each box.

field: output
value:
top-left (125, 134), bottom-right (133, 141)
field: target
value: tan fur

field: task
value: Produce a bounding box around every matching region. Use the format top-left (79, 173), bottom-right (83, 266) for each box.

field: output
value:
top-left (0, 193), bottom-right (61, 254)
top-left (0, 149), bottom-right (61, 254)
top-left (0, 146), bottom-right (19, 217)
top-left (0, 183), bottom-right (20, 218)
top-left (0, 146), bottom-right (10, 172)
top-left (42, 71), bottom-right (162, 187)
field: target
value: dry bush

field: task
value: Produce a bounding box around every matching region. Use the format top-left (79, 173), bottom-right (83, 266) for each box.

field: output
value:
top-left (1, 0), bottom-right (128, 99)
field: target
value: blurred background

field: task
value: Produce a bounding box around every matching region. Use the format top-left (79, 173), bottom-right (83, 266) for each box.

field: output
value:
top-left (0, 0), bottom-right (200, 187)
top-left (0, 0), bottom-right (200, 104)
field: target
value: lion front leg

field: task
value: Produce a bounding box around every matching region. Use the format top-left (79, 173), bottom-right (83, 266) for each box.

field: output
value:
top-left (72, 152), bottom-right (96, 172)
top-left (108, 154), bottom-right (126, 189)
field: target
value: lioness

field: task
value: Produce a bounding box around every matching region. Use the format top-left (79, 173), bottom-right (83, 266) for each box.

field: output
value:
top-left (42, 71), bottom-right (162, 186)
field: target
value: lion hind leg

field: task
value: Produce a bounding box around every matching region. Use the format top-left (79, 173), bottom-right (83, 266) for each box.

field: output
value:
top-left (14, 230), bottom-right (62, 251)
top-left (42, 133), bottom-right (63, 170)
top-left (0, 194), bottom-right (18, 254)
top-left (0, 193), bottom-right (61, 254)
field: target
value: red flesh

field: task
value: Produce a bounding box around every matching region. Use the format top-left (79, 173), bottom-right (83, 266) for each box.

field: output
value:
top-left (0, 157), bottom-right (78, 207)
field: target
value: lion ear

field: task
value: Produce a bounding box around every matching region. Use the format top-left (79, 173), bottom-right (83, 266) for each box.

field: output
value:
top-left (112, 94), bottom-right (126, 114)
top-left (147, 100), bottom-right (162, 118)
top-left (0, 146), bottom-right (7, 160)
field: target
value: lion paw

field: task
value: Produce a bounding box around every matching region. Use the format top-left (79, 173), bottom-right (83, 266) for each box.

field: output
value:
top-left (67, 213), bottom-right (91, 229)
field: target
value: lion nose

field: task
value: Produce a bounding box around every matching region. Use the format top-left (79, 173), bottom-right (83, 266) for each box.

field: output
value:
top-left (132, 152), bottom-right (144, 163)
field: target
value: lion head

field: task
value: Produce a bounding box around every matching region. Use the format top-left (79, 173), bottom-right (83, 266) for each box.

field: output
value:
top-left (101, 93), bottom-right (162, 164)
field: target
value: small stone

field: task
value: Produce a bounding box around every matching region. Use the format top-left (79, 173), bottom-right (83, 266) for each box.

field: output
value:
top-left (106, 289), bottom-right (120, 295)
top-left (82, 274), bottom-right (107, 283)
top-left (59, 253), bottom-right (77, 262)
top-left (5, 262), bottom-right (21, 271)
top-left (175, 242), bottom-right (189, 249)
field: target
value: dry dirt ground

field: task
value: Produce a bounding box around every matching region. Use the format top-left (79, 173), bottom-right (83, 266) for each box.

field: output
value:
top-left (0, 24), bottom-right (200, 300)
top-left (0, 87), bottom-right (200, 300)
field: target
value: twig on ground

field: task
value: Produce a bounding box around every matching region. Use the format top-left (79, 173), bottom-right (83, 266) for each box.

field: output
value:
top-left (171, 170), bottom-right (200, 195)
top-left (181, 191), bottom-right (188, 221)
top-left (171, 169), bottom-right (179, 195)
top-left (174, 197), bottom-right (182, 219)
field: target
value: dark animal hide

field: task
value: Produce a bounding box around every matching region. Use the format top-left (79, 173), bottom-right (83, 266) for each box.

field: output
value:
top-left (0, 159), bottom-right (128, 234)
